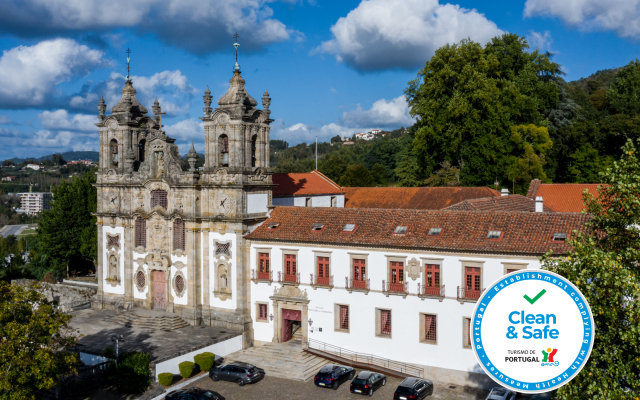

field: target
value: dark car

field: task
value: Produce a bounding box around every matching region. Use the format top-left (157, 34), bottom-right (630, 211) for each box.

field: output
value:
top-left (314, 364), bottom-right (355, 390)
top-left (484, 387), bottom-right (517, 400)
top-left (209, 361), bottom-right (265, 386)
top-left (165, 387), bottom-right (224, 400)
top-left (393, 377), bottom-right (433, 400)
top-left (350, 371), bottom-right (386, 396)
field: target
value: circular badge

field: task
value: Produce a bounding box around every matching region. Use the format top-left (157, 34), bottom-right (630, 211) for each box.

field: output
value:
top-left (471, 270), bottom-right (594, 394)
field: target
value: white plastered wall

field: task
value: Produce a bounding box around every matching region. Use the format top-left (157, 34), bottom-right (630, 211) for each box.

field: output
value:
top-left (249, 242), bottom-right (541, 375)
top-left (102, 226), bottom-right (125, 295)
top-left (272, 194), bottom-right (345, 208)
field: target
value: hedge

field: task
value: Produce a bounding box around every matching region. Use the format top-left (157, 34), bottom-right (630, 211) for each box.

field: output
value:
top-left (194, 352), bottom-right (215, 372)
top-left (158, 373), bottom-right (174, 387)
top-left (179, 361), bottom-right (195, 379)
top-left (106, 351), bottom-right (151, 393)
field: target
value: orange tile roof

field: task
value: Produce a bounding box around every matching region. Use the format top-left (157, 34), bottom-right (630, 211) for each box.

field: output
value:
top-left (343, 187), bottom-right (501, 210)
top-left (246, 207), bottom-right (589, 256)
top-left (526, 179), bottom-right (602, 213)
top-left (272, 170), bottom-right (344, 197)
top-left (445, 194), bottom-right (554, 213)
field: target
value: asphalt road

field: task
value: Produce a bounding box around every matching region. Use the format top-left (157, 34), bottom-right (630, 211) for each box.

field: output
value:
top-left (0, 224), bottom-right (27, 238)
top-left (183, 369), bottom-right (490, 400)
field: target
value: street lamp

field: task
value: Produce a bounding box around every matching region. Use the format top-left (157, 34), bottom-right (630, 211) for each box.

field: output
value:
top-left (269, 314), bottom-right (274, 322)
top-left (111, 335), bottom-right (124, 365)
top-left (308, 318), bottom-right (313, 326)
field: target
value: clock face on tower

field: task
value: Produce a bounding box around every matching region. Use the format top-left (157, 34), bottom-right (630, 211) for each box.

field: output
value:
top-left (216, 192), bottom-right (232, 215)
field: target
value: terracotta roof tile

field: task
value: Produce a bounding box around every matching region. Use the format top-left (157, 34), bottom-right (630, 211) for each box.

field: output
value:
top-left (343, 187), bottom-right (501, 210)
top-left (526, 179), bottom-right (603, 213)
top-left (246, 207), bottom-right (590, 256)
top-left (272, 170), bottom-right (344, 197)
top-left (445, 194), bottom-right (554, 213)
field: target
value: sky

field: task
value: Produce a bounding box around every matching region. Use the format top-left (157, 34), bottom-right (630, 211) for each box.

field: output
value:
top-left (0, 0), bottom-right (638, 160)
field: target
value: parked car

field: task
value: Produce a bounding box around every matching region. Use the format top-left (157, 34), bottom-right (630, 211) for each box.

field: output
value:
top-left (166, 387), bottom-right (225, 400)
top-left (393, 377), bottom-right (433, 400)
top-left (314, 364), bottom-right (355, 390)
top-left (209, 361), bottom-right (265, 386)
top-left (485, 387), bottom-right (517, 400)
top-left (350, 371), bottom-right (386, 396)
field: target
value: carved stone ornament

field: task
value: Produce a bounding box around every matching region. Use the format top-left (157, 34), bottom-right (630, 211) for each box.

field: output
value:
top-left (145, 181), bottom-right (170, 192)
top-left (109, 217), bottom-right (117, 228)
top-left (145, 251), bottom-right (170, 271)
top-left (106, 234), bottom-right (120, 249)
top-left (105, 249), bottom-right (120, 287)
top-left (103, 189), bottom-right (120, 212)
top-left (211, 168), bottom-right (233, 185)
top-left (213, 112), bottom-right (230, 125)
top-left (406, 257), bottom-right (422, 281)
top-left (173, 261), bottom-right (185, 270)
top-left (174, 193), bottom-right (184, 211)
top-left (249, 167), bottom-right (267, 182)
top-left (173, 249), bottom-right (186, 257)
top-left (146, 215), bottom-right (169, 253)
top-left (136, 192), bottom-right (145, 210)
top-left (273, 285), bottom-right (308, 298)
top-left (134, 265), bottom-right (147, 292)
top-left (172, 270), bottom-right (186, 298)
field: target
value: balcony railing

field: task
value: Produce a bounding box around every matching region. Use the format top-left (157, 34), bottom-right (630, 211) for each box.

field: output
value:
top-left (457, 286), bottom-right (483, 301)
top-left (418, 283), bottom-right (445, 299)
top-left (251, 269), bottom-right (272, 282)
top-left (346, 277), bottom-right (370, 292)
top-left (277, 271), bottom-right (300, 284)
top-left (383, 280), bottom-right (408, 297)
top-left (310, 273), bottom-right (334, 289)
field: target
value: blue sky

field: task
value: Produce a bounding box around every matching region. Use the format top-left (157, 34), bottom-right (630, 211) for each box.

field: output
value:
top-left (0, 0), bottom-right (638, 160)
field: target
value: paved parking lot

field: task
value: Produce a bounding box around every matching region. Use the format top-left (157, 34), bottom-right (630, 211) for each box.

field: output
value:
top-left (183, 369), bottom-right (490, 400)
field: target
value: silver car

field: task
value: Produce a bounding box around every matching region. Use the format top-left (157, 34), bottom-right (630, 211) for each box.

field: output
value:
top-left (485, 387), bottom-right (517, 400)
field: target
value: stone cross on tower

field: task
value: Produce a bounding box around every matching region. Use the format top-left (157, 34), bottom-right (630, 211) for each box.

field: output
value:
top-left (233, 33), bottom-right (240, 72)
top-left (126, 48), bottom-right (131, 82)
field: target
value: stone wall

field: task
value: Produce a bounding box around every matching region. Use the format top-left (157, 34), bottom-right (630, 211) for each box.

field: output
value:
top-left (12, 279), bottom-right (97, 312)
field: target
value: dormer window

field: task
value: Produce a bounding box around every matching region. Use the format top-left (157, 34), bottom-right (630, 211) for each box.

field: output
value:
top-left (428, 228), bottom-right (442, 236)
top-left (552, 233), bottom-right (567, 242)
top-left (487, 230), bottom-right (502, 239)
top-left (267, 223), bottom-right (279, 230)
top-left (342, 224), bottom-right (357, 232)
top-left (311, 223), bottom-right (324, 231)
top-left (394, 226), bottom-right (407, 235)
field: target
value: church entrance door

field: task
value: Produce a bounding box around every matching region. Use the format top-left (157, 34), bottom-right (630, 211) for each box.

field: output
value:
top-left (281, 309), bottom-right (301, 342)
top-left (153, 271), bottom-right (166, 310)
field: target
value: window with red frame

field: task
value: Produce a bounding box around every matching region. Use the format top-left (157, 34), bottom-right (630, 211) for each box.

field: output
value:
top-left (424, 314), bottom-right (437, 342)
top-left (339, 305), bottom-right (349, 330)
top-left (465, 267), bottom-right (481, 291)
top-left (135, 217), bottom-right (146, 248)
top-left (317, 256), bottom-right (329, 284)
top-left (506, 268), bottom-right (519, 274)
top-left (285, 254), bottom-right (297, 275)
top-left (258, 304), bottom-right (267, 321)
top-left (390, 261), bottom-right (404, 284)
top-left (353, 259), bottom-right (366, 281)
top-left (380, 310), bottom-right (391, 336)
top-left (425, 264), bottom-right (440, 287)
top-left (259, 253), bottom-right (270, 272)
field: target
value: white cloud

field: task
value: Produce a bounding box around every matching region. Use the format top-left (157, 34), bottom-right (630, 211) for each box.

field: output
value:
top-left (339, 96), bottom-right (414, 128)
top-left (271, 119), bottom-right (361, 144)
top-left (524, 0), bottom-right (640, 39)
top-left (0, 0), bottom-right (296, 54)
top-left (39, 110), bottom-right (97, 132)
top-left (0, 116), bottom-right (12, 124)
top-left (313, 0), bottom-right (503, 71)
top-left (164, 118), bottom-right (205, 155)
top-left (527, 30), bottom-right (555, 52)
top-left (0, 39), bottom-right (109, 108)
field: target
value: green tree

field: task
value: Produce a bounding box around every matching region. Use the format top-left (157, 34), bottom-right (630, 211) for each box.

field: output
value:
top-left (319, 154), bottom-right (348, 183)
top-left (330, 135), bottom-right (342, 143)
top-left (370, 163), bottom-right (388, 185)
top-left (394, 148), bottom-right (421, 187)
top-left (606, 59), bottom-right (640, 116)
top-left (0, 282), bottom-right (78, 399)
top-left (338, 164), bottom-right (374, 187)
top-left (36, 171), bottom-right (97, 277)
top-left (424, 161), bottom-right (460, 187)
top-left (543, 140), bottom-right (640, 399)
top-left (504, 124), bottom-right (553, 193)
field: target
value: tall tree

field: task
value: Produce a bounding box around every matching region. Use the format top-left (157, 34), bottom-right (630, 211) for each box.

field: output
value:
top-left (36, 171), bottom-right (97, 277)
top-left (338, 164), bottom-right (374, 187)
top-left (606, 59), bottom-right (640, 116)
top-left (0, 282), bottom-right (78, 399)
top-left (542, 139), bottom-right (640, 399)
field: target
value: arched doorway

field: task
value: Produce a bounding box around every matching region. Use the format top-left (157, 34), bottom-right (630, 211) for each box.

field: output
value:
top-left (152, 270), bottom-right (166, 309)
top-left (281, 309), bottom-right (301, 342)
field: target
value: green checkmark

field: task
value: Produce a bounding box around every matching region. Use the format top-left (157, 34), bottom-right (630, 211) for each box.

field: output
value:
top-left (523, 289), bottom-right (546, 305)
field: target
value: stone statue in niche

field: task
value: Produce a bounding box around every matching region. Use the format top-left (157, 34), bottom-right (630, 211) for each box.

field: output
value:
top-left (155, 151), bottom-right (164, 178)
top-left (109, 255), bottom-right (118, 279)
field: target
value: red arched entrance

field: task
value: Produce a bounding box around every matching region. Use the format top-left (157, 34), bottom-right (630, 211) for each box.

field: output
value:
top-left (281, 308), bottom-right (301, 342)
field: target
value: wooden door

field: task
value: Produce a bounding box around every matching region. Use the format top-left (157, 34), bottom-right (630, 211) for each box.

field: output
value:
top-left (153, 271), bottom-right (166, 310)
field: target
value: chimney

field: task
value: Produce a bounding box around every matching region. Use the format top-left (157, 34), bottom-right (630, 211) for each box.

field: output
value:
top-left (535, 196), bottom-right (544, 212)
top-left (500, 188), bottom-right (509, 196)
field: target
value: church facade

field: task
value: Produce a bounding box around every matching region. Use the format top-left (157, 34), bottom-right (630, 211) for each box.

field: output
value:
top-left (93, 66), bottom-right (273, 347)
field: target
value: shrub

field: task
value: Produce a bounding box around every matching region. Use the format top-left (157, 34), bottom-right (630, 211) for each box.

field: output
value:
top-left (194, 352), bottom-right (215, 372)
top-left (158, 373), bottom-right (174, 387)
top-left (106, 351), bottom-right (151, 393)
top-left (103, 346), bottom-right (115, 359)
top-left (179, 361), bottom-right (195, 379)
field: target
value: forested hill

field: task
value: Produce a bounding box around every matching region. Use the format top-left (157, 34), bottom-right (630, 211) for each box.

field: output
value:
top-left (8, 151), bottom-right (99, 164)
top-left (270, 37), bottom-right (640, 195)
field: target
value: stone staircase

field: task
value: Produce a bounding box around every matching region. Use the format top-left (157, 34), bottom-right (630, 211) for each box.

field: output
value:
top-left (108, 310), bottom-right (189, 331)
top-left (223, 337), bottom-right (330, 381)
